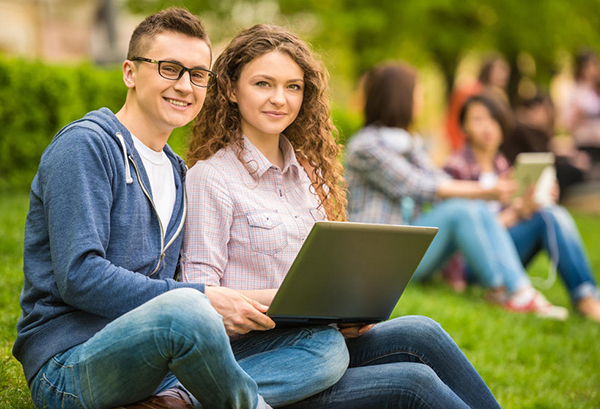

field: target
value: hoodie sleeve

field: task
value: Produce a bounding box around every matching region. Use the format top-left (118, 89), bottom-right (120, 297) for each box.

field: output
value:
top-left (40, 128), bottom-right (204, 320)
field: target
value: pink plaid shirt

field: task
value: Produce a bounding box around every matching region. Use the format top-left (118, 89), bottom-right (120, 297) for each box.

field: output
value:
top-left (180, 135), bottom-right (327, 290)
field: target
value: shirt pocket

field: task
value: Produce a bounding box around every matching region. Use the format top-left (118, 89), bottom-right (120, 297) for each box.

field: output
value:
top-left (245, 209), bottom-right (288, 255)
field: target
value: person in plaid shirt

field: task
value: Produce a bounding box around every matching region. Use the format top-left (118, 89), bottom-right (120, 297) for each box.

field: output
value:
top-left (445, 93), bottom-right (600, 322)
top-left (345, 62), bottom-right (567, 320)
top-left (181, 25), bottom-right (502, 408)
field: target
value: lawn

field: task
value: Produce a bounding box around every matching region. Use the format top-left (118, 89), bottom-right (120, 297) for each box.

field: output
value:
top-left (1, 192), bottom-right (599, 408)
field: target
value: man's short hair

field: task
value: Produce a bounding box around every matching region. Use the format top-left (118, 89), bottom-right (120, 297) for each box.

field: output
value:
top-left (127, 7), bottom-right (211, 60)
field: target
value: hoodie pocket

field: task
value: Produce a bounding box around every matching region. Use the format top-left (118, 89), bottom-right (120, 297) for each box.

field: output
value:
top-left (245, 210), bottom-right (288, 255)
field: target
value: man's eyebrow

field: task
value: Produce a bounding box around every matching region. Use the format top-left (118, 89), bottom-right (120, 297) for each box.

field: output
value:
top-left (164, 59), bottom-right (210, 70)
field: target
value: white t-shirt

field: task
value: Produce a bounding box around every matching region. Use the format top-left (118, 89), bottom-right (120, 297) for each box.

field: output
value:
top-left (479, 172), bottom-right (502, 214)
top-left (131, 135), bottom-right (176, 230)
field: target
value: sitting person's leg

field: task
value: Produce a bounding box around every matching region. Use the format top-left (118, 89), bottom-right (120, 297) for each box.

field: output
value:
top-left (231, 326), bottom-right (349, 407)
top-left (29, 288), bottom-right (264, 409)
top-left (411, 198), bottom-right (526, 293)
top-left (509, 206), bottom-right (600, 320)
top-left (283, 316), bottom-right (500, 409)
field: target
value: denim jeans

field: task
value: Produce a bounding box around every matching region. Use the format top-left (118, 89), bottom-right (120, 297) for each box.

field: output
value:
top-left (411, 198), bottom-right (530, 294)
top-left (283, 316), bottom-right (500, 409)
top-left (29, 288), bottom-right (348, 408)
top-left (509, 206), bottom-right (600, 303)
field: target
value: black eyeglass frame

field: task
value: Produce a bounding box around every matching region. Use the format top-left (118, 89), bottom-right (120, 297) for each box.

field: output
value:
top-left (131, 57), bottom-right (217, 88)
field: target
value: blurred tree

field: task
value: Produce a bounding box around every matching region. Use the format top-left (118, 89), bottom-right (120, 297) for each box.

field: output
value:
top-left (125, 0), bottom-right (600, 101)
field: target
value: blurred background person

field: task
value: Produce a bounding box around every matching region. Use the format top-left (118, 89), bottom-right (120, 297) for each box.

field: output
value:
top-left (444, 93), bottom-right (600, 322)
top-left (563, 50), bottom-right (600, 164)
top-left (503, 93), bottom-right (591, 200)
top-left (345, 62), bottom-right (567, 319)
top-left (446, 55), bottom-right (512, 152)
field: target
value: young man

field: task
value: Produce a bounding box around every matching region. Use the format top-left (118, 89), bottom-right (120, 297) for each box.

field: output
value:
top-left (13, 8), bottom-right (347, 409)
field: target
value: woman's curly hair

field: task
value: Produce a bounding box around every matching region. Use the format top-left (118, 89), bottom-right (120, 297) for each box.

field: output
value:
top-left (187, 24), bottom-right (347, 221)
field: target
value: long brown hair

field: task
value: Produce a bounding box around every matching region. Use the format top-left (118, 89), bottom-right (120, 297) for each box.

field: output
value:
top-left (363, 63), bottom-right (417, 130)
top-left (187, 24), bottom-right (347, 220)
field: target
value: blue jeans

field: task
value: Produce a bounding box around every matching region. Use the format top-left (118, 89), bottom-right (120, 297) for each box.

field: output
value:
top-left (509, 206), bottom-right (600, 304)
top-left (29, 288), bottom-right (348, 408)
top-left (283, 316), bottom-right (500, 409)
top-left (411, 199), bottom-right (530, 294)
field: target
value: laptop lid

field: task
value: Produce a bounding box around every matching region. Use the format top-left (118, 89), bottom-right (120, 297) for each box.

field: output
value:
top-left (267, 221), bottom-right (438, 326)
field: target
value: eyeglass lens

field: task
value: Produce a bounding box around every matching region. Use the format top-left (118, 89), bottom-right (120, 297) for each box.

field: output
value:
top-left (158, 61), bottom-right (213, 87)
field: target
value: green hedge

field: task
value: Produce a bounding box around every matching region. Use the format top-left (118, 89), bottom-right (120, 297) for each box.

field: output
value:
top-left (0, 56), bottom-right (363, 192)
top-left (0, 57), bottom-right (125, 191)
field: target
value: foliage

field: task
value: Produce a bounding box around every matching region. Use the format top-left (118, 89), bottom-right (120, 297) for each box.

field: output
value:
top-left (125, 0), bottom-right (600, 98)
top-left (0, 56), bottom-right (125, 191)
top-left (1, 192), bottom-right (599, 407)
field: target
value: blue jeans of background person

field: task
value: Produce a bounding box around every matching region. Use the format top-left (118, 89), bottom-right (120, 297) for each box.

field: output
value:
top-left (29, 288), bottom-right (348, 409)
top-left (411, 198), bottom-right (530, 294)
top-left (509, 206), bottom-right (600, 304)
top-left (283, 316), bottom-right (500, 409)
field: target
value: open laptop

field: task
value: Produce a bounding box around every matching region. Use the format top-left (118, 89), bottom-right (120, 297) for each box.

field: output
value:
top-left (267, 221), bottom-right (438, 326)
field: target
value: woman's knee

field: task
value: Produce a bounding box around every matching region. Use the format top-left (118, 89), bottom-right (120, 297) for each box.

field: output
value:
top-left (304, 327), bottom-right (349, 388)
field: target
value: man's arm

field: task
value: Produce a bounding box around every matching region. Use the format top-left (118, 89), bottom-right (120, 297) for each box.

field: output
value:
top-left (41, 129), bottom-right (203, 319)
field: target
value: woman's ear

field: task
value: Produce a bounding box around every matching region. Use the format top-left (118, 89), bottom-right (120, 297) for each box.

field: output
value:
top-left (122, 60), bottom-right (137, 89)
top-left (229, 88), bottom-right (238, 104)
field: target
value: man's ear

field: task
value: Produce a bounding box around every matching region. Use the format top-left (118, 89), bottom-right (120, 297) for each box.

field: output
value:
top-left (122, 60), bottom-right (137, 89)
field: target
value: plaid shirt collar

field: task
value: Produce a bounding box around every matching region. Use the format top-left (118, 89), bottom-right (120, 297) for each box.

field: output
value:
top-left (457, 145), bottom-right (510, 180)
top-left (240, 134), bottom-right (301, 181)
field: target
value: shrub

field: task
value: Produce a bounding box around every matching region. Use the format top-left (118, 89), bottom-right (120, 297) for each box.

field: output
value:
top-left (0, 57), bottom-right (125, 191)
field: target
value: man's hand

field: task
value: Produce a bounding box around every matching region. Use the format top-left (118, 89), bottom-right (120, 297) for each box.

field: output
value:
top-left (338, 323), bottom-right (376, 338)
top-left (204, 286), bottom-right (275, 336)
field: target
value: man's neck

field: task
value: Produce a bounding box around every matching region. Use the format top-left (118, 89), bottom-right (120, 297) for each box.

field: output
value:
top-left (115, 104), bottom-right (171, 152)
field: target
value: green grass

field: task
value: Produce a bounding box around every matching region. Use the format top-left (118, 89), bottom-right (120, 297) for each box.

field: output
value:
top-left (1, 192), bottom-right (599, 408)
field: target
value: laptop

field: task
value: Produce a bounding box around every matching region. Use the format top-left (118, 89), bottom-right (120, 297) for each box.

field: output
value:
top-left (267, 221), bottom-right (438, 326)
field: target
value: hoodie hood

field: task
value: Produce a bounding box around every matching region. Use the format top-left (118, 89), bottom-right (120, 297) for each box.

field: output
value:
top-left (52, 108), bottom-right (187, 184)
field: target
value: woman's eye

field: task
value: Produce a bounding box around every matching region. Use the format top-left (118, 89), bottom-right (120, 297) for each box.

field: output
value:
top-left (289, 84), bottom-right (302, 91)
top-left (256, 81), bottom-right (269, 87)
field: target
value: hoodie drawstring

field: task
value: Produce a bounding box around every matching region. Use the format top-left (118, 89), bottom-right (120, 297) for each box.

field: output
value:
top-left (116, 132), bottom-right (133, 184)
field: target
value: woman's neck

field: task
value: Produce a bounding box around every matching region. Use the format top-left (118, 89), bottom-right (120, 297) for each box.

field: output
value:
top-left (245, 131), bottom-right (284, 169)
top-left (470, 145), bottom-right (496, 173)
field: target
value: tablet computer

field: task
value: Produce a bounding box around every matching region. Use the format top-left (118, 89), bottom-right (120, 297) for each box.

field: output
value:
top-left (513, 152), bottom-right (555, 197)
top-left (267, 221), bottom-right (438, 326)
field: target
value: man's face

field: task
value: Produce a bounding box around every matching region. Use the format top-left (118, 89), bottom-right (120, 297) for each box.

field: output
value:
top-left (126, 32), bottom-right (211, 135)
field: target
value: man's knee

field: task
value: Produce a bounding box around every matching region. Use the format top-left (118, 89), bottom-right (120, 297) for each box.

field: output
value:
top-left (148, 288), bottom-right (224, 333)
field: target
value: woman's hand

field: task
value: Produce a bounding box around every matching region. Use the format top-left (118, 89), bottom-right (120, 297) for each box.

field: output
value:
top-left (338, 323), bottom-right (376, 338)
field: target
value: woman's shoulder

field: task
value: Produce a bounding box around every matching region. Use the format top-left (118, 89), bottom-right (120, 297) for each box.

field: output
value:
top-left (347, 126), bottom-right (413, 153)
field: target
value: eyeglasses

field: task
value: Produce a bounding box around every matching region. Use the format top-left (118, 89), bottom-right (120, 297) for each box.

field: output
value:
top-left (131, 57), bottom-right (216, 88)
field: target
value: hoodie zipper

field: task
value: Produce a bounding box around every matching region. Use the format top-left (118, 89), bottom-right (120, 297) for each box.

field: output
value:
top-left (128, 155), bottom-right (187, 276)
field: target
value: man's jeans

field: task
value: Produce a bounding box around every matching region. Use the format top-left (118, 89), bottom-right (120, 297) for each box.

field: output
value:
top-left (284, 316), bottom-right (501, 409)
top-left (29, 288), bottom-right (348, 408)
top-left (412, 198), bottom-right (530, 294)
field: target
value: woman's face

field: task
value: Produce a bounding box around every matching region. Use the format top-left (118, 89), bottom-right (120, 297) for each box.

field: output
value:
top-left (231, 51), bottom-right (305, 141)
top-left (463, 102), bottom-right (503, 154)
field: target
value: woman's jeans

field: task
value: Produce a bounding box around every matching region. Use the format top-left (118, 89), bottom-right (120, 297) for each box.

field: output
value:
top-left (411, 198), bottom-right (530, 294)
top-left (509, 205), bottom-right (600, 303)
top-left (29, 288), bottom-right (349, 408)
top-left (284, 316), bottom-right (500, 409)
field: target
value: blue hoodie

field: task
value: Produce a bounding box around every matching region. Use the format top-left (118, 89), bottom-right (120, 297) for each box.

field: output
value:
top-left (13, 108), bottom-right (205, 384)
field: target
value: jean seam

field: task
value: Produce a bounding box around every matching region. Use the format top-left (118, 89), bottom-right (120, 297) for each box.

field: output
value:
top-left (232, 327), bottom-right (316, 355)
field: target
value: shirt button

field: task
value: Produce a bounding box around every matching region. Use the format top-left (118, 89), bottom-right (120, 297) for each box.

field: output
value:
top-left (266, 219), bottom-right (273, 226)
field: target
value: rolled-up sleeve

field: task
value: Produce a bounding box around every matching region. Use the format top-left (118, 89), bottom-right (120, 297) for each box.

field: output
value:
top-left (180, 162), bottom-right (233, 286)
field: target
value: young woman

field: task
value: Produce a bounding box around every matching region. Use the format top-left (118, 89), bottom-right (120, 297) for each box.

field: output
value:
top-left (345, 62), bottom-right (567, 319)
top-left (444, 93), bottom-right (600, 322)
top-left (182, 25), bottom-right (501, 408)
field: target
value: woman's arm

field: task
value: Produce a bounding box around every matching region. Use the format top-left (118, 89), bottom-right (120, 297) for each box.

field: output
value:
top-left (437, 178), bottom-right (517, 204)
